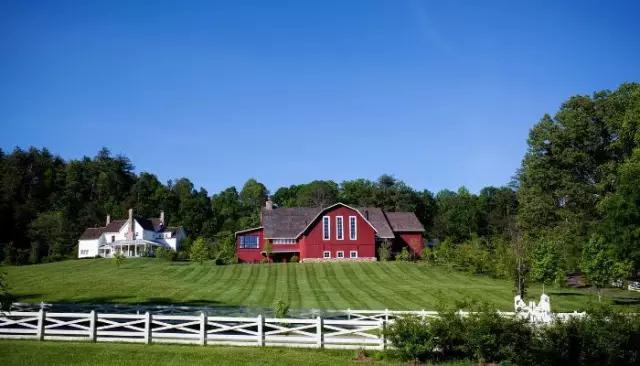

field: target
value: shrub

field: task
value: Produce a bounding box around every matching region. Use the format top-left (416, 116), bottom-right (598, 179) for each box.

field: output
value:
top-left (273, 299), bottom-right (290, 318)
top-left (384, 314), bottom-right (433, 362)
top-left (397, 247), bottom-right (412, 261)
top-left (0, 272), bottom-right (15, 311)
top-left (155, 247), bottom-right (176, 261)
top-left (260, 257), bottom-right (270, 264)
top-left (535, 306), bottom-right (640, 365)
top-left (290, 255), bottom-right (300, 263)
top-left (189, 237), bottom-right (211, 264)
top-left (113, 252), bottom-right (125, 268)
top-left (176, 250), bottom-right (189, 261)
top-left (378, 240), bottom-right (392, 261)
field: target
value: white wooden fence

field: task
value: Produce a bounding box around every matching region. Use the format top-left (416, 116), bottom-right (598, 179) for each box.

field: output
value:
top-left (0, 310), bottom-right (386, 350)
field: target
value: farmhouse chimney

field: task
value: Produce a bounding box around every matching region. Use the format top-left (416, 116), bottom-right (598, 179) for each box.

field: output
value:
top-left (128, 208), bottom-right (134, 239)
top-left (160, 211), bottom-right (165, 225)
top-left (106, 214), bottom-right (111, 226)
top-left (265, 199), bottom-right (273, 210)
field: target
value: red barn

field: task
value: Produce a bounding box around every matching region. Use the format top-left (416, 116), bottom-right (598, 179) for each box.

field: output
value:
top-left (235, 202), bottom-right (424, 263)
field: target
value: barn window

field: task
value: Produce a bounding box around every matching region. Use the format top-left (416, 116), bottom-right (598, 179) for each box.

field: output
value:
top-left (350, 250), bottom-right (358, 258)
top-left (322, 216), bottom-right (330, 240)
top-left (349, 216), bottom-right (357, 240)
top-left (336, 216), bottom-right (344, 240)
top-left (273, 239), bottom-right (296, 244)
top-left (337, 251), bottom-right (344, 258)
top-left (239, 235), bottom-right (259, 249)
top-left (323, 250), bottom-right (331, 259)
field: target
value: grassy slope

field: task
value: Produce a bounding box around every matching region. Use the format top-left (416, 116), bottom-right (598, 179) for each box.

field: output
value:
top-left (4, 259), bottom-right (639, 311)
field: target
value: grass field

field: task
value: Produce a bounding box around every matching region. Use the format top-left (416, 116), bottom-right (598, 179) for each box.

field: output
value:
top-left (3, 259), bottom-right (639, 311)
top-left (0, 340), bottom-right (423, 366)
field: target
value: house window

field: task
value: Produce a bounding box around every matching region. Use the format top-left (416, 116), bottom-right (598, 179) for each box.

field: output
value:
top-left (336, 216), bottom-right (344, 240)
top-left (337, 251), bottom-right (344, 258)
top-left (323, 251), bottom-right (331, 259)
top-left (272, 239), bottom-right (296, 244)
top-left (322, 216), bottom-right (330, 240)
top-left (350, 250), bottom-right (358, 258)
top-left (239, 235), bottom-right (259, 249)
top-left (349, 216), bottom-right (357, 240)
top-left (111, 235), bottom-right (115, 242)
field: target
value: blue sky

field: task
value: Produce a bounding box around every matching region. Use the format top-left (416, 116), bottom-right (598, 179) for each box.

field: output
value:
top-left (1, 1), bottom-right (639, 195)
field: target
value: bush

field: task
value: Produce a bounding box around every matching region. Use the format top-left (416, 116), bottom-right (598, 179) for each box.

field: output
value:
top-left (383, 304), bottom-right (640, 365)
top-left (176, 250), bottom-right (189, 261)
top-left (189, 237), bottom-right (211, 264)
top-left (384, 314), bottom-right (433, 362)
top-left (260, 257), bottom-right (270, 264)
top-left (535, 306), bottom-right (640, 365)
top-left (273, 299), bottom-right (290, 318)
top-left (378, 241), bottom-right (392, 261)
top-left (155, 247), bottom-right (176, 261)
top-left (396, 247), bottom-right (412, 261)
top-left (290, 255), bottom-right (300, 263)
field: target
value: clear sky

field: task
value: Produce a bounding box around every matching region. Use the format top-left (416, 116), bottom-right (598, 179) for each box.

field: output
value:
top-left (1, 1), bottom-right (639, 195)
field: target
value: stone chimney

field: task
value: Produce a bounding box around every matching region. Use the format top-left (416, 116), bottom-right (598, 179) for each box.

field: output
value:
top-left (128, 208), bottom-right (134, 240)
top-left (106, 214), bottom-right (111, 226)
top-left (160, 211), bottom-right (165, 225)
top-left (265, 199), bottom-right (273, 210)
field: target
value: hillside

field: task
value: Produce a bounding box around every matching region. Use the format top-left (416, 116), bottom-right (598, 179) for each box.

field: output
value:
top-left (4, 259), bottom-right (639, 312)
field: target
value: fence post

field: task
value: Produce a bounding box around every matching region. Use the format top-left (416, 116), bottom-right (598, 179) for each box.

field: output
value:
top-left (380, 319), bottom-right (386, 350)
top-left (89, 310), bottom-right (97, 342)
top-left (199, 312), bottom-right (207, 346)
top-left (347, 308), bottom-right (351, 320)
top-left (316, 316), bottom-right (324, 349)
top-left (36, 309), bottom-right (45, 341)
top-left (384, 308), bottom-right (389, 323)
top-left (257, 314), bottom-right (265, 346)
top-left (144, 312), bottom-right (152, 344)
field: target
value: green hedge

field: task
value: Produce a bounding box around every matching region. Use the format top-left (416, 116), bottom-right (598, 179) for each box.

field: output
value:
top-left (384, 305), bottom-right (640, 365)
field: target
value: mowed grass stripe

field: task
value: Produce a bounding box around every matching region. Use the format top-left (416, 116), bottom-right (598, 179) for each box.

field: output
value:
top-left (286, 263), bottom-right (302, 308)
top-left (5, 259), bottom-right (639, 311)
top-left (321, 263), bottom-right (367, 308)
top-left (332, 264), bottom-right (380, 309)
top-left (349, 263), bottom-right (408, 309)
top-left (302, 264), bottom-right (336, 309)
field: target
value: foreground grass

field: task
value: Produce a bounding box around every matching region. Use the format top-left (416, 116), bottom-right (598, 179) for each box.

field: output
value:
top-left (0, 340), bottom-right (401, 366)
top-left (4, 259), bottom-right (639, 311)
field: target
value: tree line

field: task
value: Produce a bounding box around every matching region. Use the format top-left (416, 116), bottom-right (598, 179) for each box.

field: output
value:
top-left (1, 83), bottom-right (638, 291)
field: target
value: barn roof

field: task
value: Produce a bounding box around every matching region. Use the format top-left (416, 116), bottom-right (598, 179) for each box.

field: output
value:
top-left (254, 203), bottom-right (419, 239)
top-left (385, 212), bottom-right (425, 232)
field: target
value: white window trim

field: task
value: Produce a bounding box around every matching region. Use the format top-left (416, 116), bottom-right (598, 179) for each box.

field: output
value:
top-left (322, 216), bottom-right (330, 241)
top-left (337, 250), bottom-right (344, 258)
top-left (350, 250), bottom-right (358, 258)
top-left (323, 250), bottom-right (331, 259)
top-left (336, 216), bottom-right (344, 240)
top-left (349, 216), bottom-right (357, 240)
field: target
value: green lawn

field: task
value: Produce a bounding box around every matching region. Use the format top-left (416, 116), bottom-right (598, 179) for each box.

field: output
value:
top-left (3, 259), bottom-right (639, 312)
top-left (0, 340), bottom-right (413, 366)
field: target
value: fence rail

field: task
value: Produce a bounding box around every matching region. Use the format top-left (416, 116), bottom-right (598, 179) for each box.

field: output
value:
top-left (0, 310), bottom-right (386, 350)
top-left (0, 308), bottom-right (594, 349)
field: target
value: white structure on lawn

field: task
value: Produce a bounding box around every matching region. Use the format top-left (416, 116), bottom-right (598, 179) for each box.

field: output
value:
top-left (78, 209), bottom-right (185, 258)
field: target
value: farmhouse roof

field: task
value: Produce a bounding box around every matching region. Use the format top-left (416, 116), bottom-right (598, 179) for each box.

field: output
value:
top-left (256, 203), bottom-right (418, 239)
top-left (79, 227), bottom-right (105, 240)
top-left (78, 215), bottom-right (181, 241)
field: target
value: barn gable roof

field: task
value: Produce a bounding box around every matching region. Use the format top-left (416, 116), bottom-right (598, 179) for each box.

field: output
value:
top-left (248, 203), bottom-right (420, 239)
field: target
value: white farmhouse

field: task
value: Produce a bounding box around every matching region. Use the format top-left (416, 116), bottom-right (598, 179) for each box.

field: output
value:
top-left (77, 209), bottom-right (185, 258)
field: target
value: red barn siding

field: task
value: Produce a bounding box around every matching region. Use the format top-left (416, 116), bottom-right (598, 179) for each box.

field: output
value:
top-left (299, 206), bottom-right (376, 260)
top-left (236, 228), bottom-right (264, 263)
top-left (397, 232), bottom-right (424, 257)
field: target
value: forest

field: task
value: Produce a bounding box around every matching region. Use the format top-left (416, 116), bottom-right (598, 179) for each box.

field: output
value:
top-left (1, 83), bottom-right (639, 290)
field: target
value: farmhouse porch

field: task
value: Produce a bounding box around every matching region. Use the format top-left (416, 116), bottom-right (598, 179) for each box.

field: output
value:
top-left (98, 240), bottom-right (166, 258)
